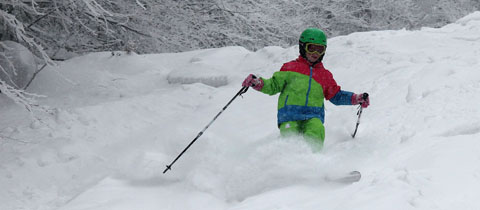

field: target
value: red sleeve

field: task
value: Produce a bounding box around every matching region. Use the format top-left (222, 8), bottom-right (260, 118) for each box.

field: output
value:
top-left (322, 70), bottom-right (341, 100)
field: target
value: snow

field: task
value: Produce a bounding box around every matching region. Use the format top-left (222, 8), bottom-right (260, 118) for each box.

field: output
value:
top-left (2, 12), bottom-right (480, 210)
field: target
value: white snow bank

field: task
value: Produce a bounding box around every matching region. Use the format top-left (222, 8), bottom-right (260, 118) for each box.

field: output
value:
top-left (166, 47), bottom-right (250, 87)
top-left (455, 11), bottom-right (480, 25)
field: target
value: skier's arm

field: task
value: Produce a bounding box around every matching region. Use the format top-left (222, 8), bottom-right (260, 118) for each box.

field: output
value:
top-left (330, 90), bottom-right (370, 107)
top-left (322, 69), bottom-right (362, 106)
top-left (259, 71), bottom-right (288, 95)
top-left (329, 90), bottom-right (354, 105)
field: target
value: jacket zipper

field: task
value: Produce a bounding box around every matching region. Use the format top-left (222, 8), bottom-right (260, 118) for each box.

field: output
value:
top-left (305, 66), bottom-right (313, 106)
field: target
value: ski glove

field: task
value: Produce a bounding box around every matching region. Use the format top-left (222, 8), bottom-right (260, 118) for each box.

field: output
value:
top-left (352, 93), bottom-right (370, 108)
top-left (242, 74), bottom-right (264, 91)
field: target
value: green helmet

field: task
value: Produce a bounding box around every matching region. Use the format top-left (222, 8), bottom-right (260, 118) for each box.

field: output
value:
top-left (299, 28), bottom-right (327, 46)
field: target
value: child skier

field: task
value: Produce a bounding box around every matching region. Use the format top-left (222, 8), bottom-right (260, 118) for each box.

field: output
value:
top-left (242, 28), bottom-right (369, 148)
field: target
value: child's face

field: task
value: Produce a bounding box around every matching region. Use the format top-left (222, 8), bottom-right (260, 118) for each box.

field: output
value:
top-left (306, 52), bottom-right (321, 63)
top-left (304, 43), bottom-right (325, 63)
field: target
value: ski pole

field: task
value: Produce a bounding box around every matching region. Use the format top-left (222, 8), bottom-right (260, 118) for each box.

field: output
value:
top-left (163, 86), bottom-right (250, 174)
top-left (352, 93), bottom-right (369, 138)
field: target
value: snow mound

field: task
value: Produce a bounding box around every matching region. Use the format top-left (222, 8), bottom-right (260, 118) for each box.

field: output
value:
top-left (166, 46), bottom-right (250, 87)
top-left (0, 41), bottom-right (37, 89)
top-left (456, 11), bottom-right (480, 25)
top-left (166, 63), bottom-right (228, 87)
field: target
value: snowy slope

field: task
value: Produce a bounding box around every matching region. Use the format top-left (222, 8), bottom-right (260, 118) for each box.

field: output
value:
top-left (1, 12), bottom-right (480, 210)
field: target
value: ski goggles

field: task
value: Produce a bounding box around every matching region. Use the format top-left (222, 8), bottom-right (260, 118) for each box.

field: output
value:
top-left (305, 43), bottom-right (326, 55)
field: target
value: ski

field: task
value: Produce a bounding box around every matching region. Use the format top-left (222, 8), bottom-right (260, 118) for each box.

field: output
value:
top-left (325, 171), bottom-right (361, 183)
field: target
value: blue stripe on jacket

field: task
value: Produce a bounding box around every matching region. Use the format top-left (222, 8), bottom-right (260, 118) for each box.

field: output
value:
top-left (277, 90), bottom-right (353, 126)
top-left (329, 90), bottom-right (354, 105)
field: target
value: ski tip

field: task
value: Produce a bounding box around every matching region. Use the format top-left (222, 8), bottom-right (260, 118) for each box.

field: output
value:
top-left (325, 171), bottom-right (361, 184)
top-left (350, 170), bottom-right (361, 176)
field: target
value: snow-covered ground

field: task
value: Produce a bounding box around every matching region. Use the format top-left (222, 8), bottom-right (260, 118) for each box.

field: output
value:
top-left (1, 12), bottom-right (480, 210)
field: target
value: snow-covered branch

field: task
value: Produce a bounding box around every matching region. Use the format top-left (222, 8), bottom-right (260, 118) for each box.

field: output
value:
top-left (0, 80), bottom-right (45, 113)
top-left (0, 9), bottom-right (54, 66)
top-left (1, 0), bottom-right (479, 55)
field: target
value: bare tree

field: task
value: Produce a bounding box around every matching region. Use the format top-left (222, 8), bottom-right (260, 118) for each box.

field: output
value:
top-left (3, 0), bottom-right (479, 56)
top-left (1, 8), bottom-right (49, 115)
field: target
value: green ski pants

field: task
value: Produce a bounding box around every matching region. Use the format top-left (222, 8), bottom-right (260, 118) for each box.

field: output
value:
top-left (279, 118), bottom-right (325, 148)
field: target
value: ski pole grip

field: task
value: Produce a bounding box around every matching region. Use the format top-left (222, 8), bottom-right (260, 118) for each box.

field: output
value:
top-left (362, 93), bottom-right (369, 100)
top-left (251, 75), bottom-right (257, 87)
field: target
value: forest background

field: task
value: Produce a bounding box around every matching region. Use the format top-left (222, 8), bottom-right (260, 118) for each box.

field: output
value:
top-left (1, 0), bottom-right (480, 111)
